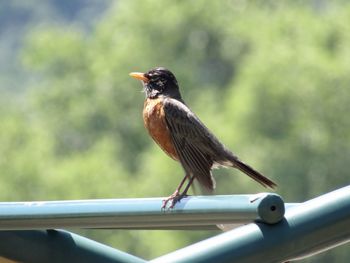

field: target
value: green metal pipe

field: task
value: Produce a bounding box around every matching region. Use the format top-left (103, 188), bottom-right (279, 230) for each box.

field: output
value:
top-left (0, 229), bottom-right (145, 263)
top-left (0, 188), bottom-right (348, 262)
top-left (150, 185), bottom-right (350, 263)
top-left (0, 193), bottom-right (284, 230)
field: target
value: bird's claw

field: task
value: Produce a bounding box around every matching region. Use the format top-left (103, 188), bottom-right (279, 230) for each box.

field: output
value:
top-left (162, 190), bottom-right (179, 209)
top-left (162, 191), bottom-right (187, 209)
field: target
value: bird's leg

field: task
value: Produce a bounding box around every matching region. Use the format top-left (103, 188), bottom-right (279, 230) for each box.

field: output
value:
top-left (169, 175), bottom-right (195, 209)
top-left (162, 174), bottom-right (189, 209)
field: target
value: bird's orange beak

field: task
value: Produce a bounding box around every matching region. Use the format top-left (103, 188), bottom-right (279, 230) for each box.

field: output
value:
top-left (129, 72), bottom-right (149, 82)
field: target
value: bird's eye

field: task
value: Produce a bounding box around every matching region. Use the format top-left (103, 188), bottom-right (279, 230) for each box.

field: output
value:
top-left (156, 79), bottom-right (166, 86)
top-left (149, 77), bottom-right (166, 90)
top-left (152, 76), bottom-right (159, 82)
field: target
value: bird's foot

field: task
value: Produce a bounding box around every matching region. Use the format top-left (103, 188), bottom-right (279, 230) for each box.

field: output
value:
top-left (162, 191), bottom-right (188, 209)
top-left (162, 190), bottom-right (179, 209)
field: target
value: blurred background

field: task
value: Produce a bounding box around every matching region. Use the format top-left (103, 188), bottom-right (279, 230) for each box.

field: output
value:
top-left (0, 0), bottom-right (349, 261)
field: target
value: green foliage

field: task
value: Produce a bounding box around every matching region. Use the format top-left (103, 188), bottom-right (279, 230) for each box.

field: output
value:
top-left (1, 0), bottom-right (349, 261)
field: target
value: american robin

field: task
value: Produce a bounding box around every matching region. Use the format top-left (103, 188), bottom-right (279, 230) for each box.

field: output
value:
top-left (130, 67), bottom-right (276, 208)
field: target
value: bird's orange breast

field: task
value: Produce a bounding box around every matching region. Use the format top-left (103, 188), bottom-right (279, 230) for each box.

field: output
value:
top-left (143, 98), bottom-right (178, 161)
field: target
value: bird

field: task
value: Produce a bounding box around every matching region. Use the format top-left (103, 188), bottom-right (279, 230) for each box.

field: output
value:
top-left (129, 67), bottom-right (276, 208)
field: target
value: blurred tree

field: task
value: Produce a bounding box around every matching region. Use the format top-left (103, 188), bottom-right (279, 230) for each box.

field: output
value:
top-left (0, 0), bottom-right (112, 93)
top-left (0, 0), bottom-right (348, 261)
top-left (223, 5), bottom-right (350, 201)
top-left (0, 109), bottom-right (50, 200)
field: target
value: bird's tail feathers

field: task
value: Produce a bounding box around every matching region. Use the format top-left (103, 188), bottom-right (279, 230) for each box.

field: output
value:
top-left (228, 158), bottom-right (277, 189)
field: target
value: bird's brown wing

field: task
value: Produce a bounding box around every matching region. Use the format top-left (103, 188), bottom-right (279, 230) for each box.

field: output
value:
top-left (163, 97), bottom-right (277, 190)
top-left (163, 98), bottom-right (222, 190)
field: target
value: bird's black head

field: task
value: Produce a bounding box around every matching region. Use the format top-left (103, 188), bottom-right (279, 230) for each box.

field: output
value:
top-left (130, 67), bottom-right (182, 99)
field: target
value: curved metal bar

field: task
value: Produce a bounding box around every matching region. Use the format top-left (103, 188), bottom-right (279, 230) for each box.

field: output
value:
top-left (0, 193), bottom-right (284, 230)
top-left (150, 185), bottom-right (350, 263)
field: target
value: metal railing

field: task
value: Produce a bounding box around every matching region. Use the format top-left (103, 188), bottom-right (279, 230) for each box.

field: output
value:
top-left (0, 186), bottom-right (349, 262)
